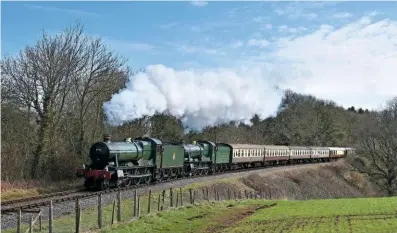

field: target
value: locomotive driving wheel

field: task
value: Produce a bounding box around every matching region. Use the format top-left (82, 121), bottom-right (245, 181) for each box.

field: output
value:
top-left (133, 170), bottom-right (143, 185)
top-left (143, 169), bottom-right (152, 184)
top-left (124, 178), bottom-right (132, 187)
top-left (99, 179), bottom-right (110, 190)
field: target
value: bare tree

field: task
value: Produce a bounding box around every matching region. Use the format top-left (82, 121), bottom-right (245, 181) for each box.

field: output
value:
top-left (355, 97), bottom-right (397, 196)
top-left (1, 22), bottom-right (104, 178)
top-left (71, 36), bottom-right (129, 158)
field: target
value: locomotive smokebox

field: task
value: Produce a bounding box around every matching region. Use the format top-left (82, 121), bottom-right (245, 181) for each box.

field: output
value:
top-left (103, 134), bottom-right (111, 142)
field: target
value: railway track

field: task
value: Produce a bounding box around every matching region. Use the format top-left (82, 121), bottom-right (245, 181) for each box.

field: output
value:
top-left (0, 161), bottom-right (330, 214)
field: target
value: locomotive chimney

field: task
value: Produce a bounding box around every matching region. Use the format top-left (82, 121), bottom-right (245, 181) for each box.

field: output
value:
top-left (103, 134), bottom-right (111, 142)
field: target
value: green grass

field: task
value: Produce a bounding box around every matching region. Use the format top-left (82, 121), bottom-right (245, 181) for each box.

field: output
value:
top-left (101, 197), bottom-right (397, 233)
top-left (2, 188), bottom-right (201, 233)
top-left (4, 186), bottom-right (396, 233)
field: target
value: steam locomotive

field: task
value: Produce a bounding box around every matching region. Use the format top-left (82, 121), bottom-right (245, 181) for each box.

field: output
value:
top-left (76, 134), bottom-right (355, 190)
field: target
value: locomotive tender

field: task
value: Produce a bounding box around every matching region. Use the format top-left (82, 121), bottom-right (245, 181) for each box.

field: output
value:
top-left (76, 134), bottom-right (355, 190)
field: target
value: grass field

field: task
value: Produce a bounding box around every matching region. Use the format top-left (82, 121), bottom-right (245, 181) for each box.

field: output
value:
top-left (101, 196), bottom-right (397, 233)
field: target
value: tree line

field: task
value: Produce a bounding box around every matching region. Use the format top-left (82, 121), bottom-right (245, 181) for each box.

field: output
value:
top-left (1, 22), bottom-right (396, 196)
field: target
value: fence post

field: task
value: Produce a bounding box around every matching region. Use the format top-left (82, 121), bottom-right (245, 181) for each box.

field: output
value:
top-left (189, 189), bottom-right (193, 204)
top-left (29, 216), bottom-right (33, 233)
top-left (133, 190), bottom-right (137, 218)
top-left (117, 191), bottom-right (121, 221)
top-left (170, 188), bottom-right (174, 207)
top-left (49, 200), bottom-right (53, 233)
top-left (17, 208), bottom-right (22, 233)
top-left (157, 194), bottom-right (161, 211)
top-left (39, 214), bottom-right (42, 231)
top-left (161, 190), bottom-right (165, 210)
top-left (111, 200), bottom-right (116, 225)
top-left (227, 189), bottom-right (231, 200)
top-left (97, 193), bottom-right (102, 229)
top-left (148, 190), bottom-right (152, 215)
top-left (206, 188), bottom-right (209, 201)
top-left (137, 195), bottom-right (141, 218)
top-left (75, 198), bottom-right (81, 233)
top-left (245, 190), bottom-right (248, 199)
top-left (176, 193), bottom-right (179, 207)
top-left (193, 190), bottom-right (196, 204)
top-left (217, 189), bottom-right (220, 201)
top-left (214, 189), bottom-right (217, 201)
top-left (180, 188), bottom-right (183, 206)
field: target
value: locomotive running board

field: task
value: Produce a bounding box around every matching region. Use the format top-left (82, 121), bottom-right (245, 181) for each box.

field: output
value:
top-left (126, 174), bottom-right (152, 178)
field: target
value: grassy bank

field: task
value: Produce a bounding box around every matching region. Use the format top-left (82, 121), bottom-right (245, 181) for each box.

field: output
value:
top-left (1, 180), bottom-right (81, 201)
top-left (102, 196), bottom-right (397, 233)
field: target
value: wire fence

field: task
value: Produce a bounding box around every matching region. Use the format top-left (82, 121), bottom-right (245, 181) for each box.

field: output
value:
top-left (15, 186), bottom-right (273, 233)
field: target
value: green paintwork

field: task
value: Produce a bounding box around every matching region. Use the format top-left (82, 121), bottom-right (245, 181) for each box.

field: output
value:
top-left (183, 144), bottom-right (203, 159)
top-left (106, 141), bottom-right (153, 163)
top-left (197, 141), bottom-right (214, 162)
top-left (215, 145), bottom-right (231, 164)
top-left (159, 145), bottom-right (185, 168)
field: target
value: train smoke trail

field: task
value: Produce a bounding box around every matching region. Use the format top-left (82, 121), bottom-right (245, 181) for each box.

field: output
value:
top-left (103, 64), bottom-right (283, 130)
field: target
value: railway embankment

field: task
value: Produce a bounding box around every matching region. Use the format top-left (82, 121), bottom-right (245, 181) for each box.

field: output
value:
top-left (1, 160), bottom-right (379, 232)
top-left (183, 158), bottom-right (379, 201)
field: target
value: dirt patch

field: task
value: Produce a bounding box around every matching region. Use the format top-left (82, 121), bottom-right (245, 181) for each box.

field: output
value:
top-left (204, 204), bottom-right (276, 233)
top-left (187, 213), bottom-right (208, 220)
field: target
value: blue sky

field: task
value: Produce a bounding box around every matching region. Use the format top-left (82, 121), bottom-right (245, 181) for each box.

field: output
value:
top-left (2, 1), bottom-right (397, 111)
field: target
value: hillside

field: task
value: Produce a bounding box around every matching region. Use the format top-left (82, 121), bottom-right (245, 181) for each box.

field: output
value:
top-left (181, 159), bottom-right (381, 202)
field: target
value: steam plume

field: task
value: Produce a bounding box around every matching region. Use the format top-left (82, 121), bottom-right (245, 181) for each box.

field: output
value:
top-left (103, 64), bottom-right (282, 130)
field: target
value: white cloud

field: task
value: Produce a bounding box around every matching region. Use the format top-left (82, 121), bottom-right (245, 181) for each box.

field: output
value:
top-left (125, 43), bottom-right (155, 51)
top-left (332, 12), bottom-right (353, 19)
top-left (262, 24), bottom-right (273, 30)
top-left (104, 14), bottom-right (397, 130)
top-left (269, 15), bottom-right (397, 110)
top-left (159, 22), bottom-right (179, 30)
top-left (176, 45), bottom-right (222, 55)
top-left (274, 3), bottom-right (319, 20)
top-left (190, 1), bottom-right (208, 7)
top-left (105, 39), bottom-right (155, 51)
top-left (247, 39), bottom-right (270, 48)
top-left (230, 41), bottom-right (244, 49)
top-left (278, 25), bottom-right (307, 34)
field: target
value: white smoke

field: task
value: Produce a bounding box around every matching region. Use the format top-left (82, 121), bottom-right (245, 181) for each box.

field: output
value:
top-left (103, 64), bottom-right (283, 130)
